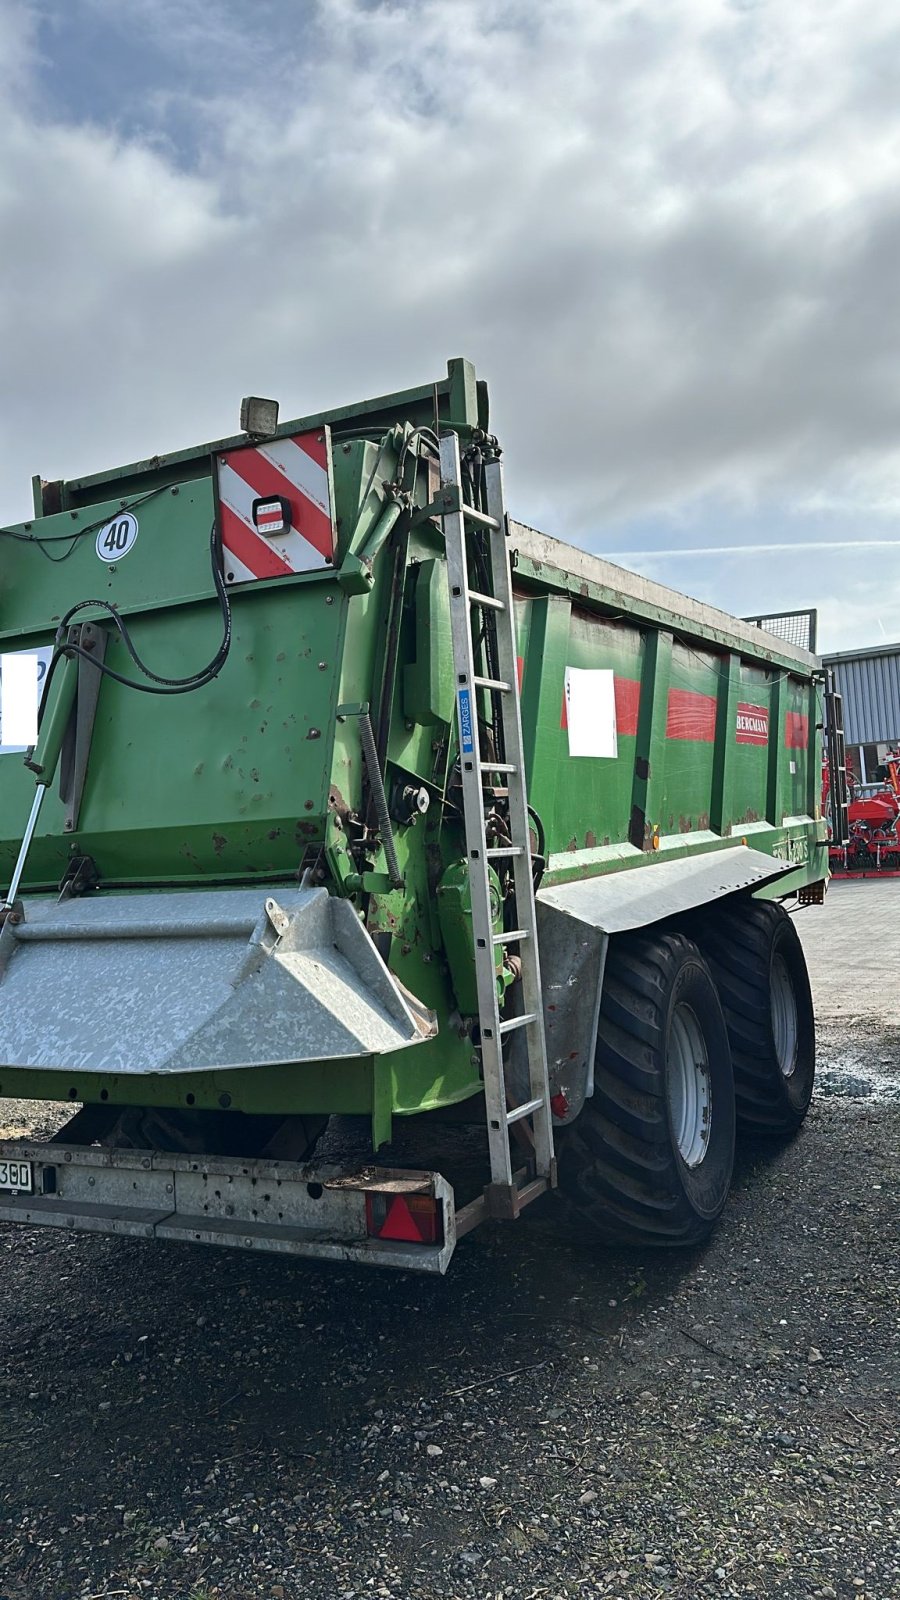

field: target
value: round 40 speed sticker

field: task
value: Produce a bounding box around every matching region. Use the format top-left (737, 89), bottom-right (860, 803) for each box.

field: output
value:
top-left (96, 512), bottom-right (140, 562)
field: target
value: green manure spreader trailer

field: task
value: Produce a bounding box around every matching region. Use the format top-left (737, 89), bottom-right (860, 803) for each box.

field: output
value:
top-left (0, 360), bottom-right (831, 1273)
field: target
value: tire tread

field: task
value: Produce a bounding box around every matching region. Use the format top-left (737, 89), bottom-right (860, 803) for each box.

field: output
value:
top-left (558, 931), bottom-right (735, 1247)
top-left (688, 900), bottom-right (815, 1133)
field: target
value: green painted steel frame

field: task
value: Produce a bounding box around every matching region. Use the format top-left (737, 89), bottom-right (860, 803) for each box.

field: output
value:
top-left (37, 360), bottom-right (486, 514)
top-left (2, 358), bottom-right (827, 1150)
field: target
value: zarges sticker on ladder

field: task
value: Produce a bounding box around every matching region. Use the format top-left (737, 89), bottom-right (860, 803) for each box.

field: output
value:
top-left (216, 428), bottom-right (335, 584)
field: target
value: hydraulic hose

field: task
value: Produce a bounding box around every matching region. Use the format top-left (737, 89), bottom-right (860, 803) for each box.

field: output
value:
top-left (359, 712), bottom-right (404, 890)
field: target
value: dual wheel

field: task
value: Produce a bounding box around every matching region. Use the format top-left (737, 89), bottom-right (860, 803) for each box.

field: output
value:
top-left (557, 901), bottom-right (814, 1246)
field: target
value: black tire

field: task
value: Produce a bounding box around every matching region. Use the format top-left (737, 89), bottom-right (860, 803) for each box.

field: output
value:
top-left (689, 899), bottom-right (815, 1133)
top-left (557, 931), bottom-right (735, 1246)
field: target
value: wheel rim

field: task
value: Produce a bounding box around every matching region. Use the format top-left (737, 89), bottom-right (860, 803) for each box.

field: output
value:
top-left (771, 953), bottom-right (798, 1077)
top-left (668, 1002), bottom-right (711, 1168)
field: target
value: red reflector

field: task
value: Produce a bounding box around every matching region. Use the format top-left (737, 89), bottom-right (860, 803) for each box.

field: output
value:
top-left (550, 1091), bottom-right (569, 1119)
top-left (365, 1191), bottom-right (441, 1245)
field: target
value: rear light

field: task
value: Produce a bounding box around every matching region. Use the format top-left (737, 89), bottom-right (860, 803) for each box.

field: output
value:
top-left (365, 1190), bottom-right (442, 1245)
top-left (252, 495), bottom-right (292, 536)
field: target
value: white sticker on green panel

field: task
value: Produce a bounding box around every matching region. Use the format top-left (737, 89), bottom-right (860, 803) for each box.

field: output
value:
top-left (564, 666), bottom-right (618, 759)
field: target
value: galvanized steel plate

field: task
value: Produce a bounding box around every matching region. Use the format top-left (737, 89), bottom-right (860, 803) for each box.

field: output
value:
top-left (537, 844), bottom-right (794, 937)
top-left (531, 846), bottom-right (795, 1123)
top-left (0, 885), bottom-right (435, 1074)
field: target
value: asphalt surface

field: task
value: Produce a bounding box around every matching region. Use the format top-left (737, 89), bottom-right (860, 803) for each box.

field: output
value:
top-left (1, 880), bottom-right (898, 1600)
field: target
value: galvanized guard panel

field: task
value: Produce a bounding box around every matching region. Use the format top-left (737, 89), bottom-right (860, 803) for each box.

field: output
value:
top-left (530, 846), bottom-right (795, 1122)
top-left (537, 845), bottom-right (794, 938)
top-left (0, 886), bottom-right (435, 1074)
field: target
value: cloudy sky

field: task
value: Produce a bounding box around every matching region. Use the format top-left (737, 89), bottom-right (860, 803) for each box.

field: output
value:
top-left (1, 0), bottom-right (899, 652)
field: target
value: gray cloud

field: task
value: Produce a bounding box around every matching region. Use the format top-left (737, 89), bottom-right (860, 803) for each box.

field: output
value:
top-left (1, 0), bottom-right (899, 648)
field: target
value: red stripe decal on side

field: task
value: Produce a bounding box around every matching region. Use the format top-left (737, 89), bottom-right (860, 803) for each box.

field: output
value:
top-left (615, 677), bottom-right (640, 737)
top-left (666, 688), bottom-right (717, 742)
top-left (553, 678), bottom-right (713, 740)
top-left (785, 711), bottom-right (809, 749)
top-left (516, 654), bottom-right (524, 691)
top-left (225, 447), bottom-right (334, 560)
top-left (220, 506), bottom-right (293, 580)
top-left (559, 675), bottom-right (640, 734)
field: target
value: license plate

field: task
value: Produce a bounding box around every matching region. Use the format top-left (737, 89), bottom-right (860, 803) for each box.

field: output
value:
top-left (0, 1159), bottom-right (33, 1193)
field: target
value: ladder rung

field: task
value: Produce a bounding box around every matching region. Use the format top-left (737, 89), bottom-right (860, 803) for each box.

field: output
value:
top-left (439, 432), bottom-right (554, 1194)
top-left (507, 1096), bottom-right (545, 1125)
top-left (462, 506), bottom-right (500, 529)
top-left (466, 589), bottom-right (505, 612)
top-left (498, 1012), bottom-right (537, 1035)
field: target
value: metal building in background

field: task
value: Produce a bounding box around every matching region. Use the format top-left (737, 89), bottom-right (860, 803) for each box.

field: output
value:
top-left (822, 642), bottom-right (900, 782)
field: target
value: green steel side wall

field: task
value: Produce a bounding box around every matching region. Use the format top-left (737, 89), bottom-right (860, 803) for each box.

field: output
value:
top-left (514, 588), bottom-right (823, 882)
top-left (0, 477), bottom-right (349, 888)
top-left (374, 553), bottom-right (822, 886)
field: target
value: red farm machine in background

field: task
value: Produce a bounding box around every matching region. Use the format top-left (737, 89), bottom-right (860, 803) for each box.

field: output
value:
top-left (824, 700), bottom-right (900, 876)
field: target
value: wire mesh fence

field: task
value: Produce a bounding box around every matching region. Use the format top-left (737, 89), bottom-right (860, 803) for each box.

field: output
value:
top-left (743, 609), bottom-right (817, 652)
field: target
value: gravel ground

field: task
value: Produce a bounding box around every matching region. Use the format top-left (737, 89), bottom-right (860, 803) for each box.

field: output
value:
top-left (1, 886), bottom-right (898, 1600)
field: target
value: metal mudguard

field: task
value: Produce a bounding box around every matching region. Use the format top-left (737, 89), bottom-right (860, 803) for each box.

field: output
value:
top-left (524, 845), bottom-right (795, 1123)
top-left (0, 884), bottom-right (435, 1074)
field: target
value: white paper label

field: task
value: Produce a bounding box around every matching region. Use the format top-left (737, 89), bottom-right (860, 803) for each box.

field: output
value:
top-left (564, 666), bottom-right (618, 759)
top-left (0, 649), bottom-right (51, 753)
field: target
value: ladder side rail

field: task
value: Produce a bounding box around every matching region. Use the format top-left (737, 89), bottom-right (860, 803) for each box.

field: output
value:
top-left (482, 457), bottom-right (555, 1180)
top-left (439, 433), bottom-right (515, 1188)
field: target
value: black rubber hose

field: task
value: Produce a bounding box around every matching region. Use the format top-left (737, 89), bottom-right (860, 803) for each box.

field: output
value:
top-left (359, 712), bottom-right (404, 890)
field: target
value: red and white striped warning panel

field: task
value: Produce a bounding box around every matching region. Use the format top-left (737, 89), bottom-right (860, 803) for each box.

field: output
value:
top-left (216, 428), bottom-right (335, 584)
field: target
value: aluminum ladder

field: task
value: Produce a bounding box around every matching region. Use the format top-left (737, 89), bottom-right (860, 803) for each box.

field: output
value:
top-left (439, 430), bottom-right (556, 1219)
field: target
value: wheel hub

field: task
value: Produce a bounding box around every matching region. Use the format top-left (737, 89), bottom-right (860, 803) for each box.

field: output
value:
top-left (771, 952), bottom-right (799, 1077)
top-left (668, 1002), bottom-right (711, 1168)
